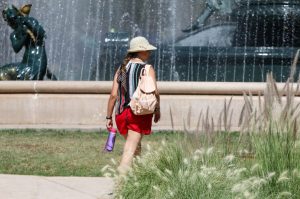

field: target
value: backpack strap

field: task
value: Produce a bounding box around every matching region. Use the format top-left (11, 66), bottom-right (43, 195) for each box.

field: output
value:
top-left (144, 64), bottom-right (151, 76)
top-left (139, 64), bottom-right (151, 78)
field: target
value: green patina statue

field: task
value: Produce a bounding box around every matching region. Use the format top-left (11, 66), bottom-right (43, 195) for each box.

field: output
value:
top-left (182, 0), bottom-right (240, 32)
top-left (0, 4), bottom-right (56, 80)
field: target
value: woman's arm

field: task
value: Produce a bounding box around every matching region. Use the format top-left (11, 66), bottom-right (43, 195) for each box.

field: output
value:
top-left (149, 65), bottom-right (161, 123)
top-left (106, 69), bottom-right (119, 129)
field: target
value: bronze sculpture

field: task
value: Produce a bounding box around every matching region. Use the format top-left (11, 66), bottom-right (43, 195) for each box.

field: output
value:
top-left (0, 4), bottom-right (56, 80)
top-left (182, 0), bottom-right (239, 32)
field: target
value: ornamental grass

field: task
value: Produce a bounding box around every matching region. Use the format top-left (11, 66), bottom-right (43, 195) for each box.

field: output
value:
top-left (110, 74), bottom-right (300, 199)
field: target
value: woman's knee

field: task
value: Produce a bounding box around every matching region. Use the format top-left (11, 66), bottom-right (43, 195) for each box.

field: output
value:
top-left (127, 130), bottom-right (143, 142)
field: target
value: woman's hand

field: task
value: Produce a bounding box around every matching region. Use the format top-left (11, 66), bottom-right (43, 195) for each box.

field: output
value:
top-left (154, 110), bottom-right (161, 123)
top-left (106, 118), bottom-right (113, 129)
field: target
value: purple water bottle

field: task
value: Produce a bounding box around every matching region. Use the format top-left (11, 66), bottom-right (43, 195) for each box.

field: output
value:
top-left (104, 127), bottom-right (117, 152)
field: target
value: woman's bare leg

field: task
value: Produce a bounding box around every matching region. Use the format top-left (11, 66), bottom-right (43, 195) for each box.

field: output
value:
top-left (118, 130), bottom-right (143, 174)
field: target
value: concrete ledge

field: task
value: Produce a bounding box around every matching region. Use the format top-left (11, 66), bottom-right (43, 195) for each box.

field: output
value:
top-left (1, 81), bottom-right (298, 95)
top-left (0, 81), bottom-right (111, 94)
top-left (0, 81), bottom-right (299, 131)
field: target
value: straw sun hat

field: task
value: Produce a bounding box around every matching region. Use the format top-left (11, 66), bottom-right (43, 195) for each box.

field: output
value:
top-left (127, 36), bottom-right (157, 53)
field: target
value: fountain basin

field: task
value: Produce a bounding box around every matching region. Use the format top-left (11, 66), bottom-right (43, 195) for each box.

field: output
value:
top-left (234, 0), bottom-right (300, 47)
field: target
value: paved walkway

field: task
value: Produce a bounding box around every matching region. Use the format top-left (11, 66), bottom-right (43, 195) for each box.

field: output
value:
top-left (0, 175), bottom-right (114, 199)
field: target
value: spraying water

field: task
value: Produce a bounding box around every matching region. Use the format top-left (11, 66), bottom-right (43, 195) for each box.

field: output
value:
top-left (0, 0), bottom-right (299, 81)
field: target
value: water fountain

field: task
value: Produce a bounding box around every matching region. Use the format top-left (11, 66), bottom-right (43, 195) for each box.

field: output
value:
top-left (161, 0), bottom-right (300, 82)
top-left (0, 0), bottom-right (299, 82)
top-left (84, 0), bottom-right (300, 82)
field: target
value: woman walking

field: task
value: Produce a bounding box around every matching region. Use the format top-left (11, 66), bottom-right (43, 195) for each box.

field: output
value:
top-left (106, 36), bottom-right (161, 174)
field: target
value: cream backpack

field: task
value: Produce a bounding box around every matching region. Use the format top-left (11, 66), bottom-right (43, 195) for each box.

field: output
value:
top-left (130, 65), bottom-right (158, 115)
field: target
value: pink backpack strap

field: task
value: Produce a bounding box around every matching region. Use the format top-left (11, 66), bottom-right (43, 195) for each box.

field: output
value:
top-left (140, 64), bottom-right (151, 78)
top-left (144, 64), bottom-right (151, 76)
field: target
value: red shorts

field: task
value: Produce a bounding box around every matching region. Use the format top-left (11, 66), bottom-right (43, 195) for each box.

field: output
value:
top-left (115, 108), bottom-right (153, 136)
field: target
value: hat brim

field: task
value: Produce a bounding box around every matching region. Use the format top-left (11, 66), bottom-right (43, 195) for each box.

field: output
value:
top-left (127, 45), bottom-right (157, 53)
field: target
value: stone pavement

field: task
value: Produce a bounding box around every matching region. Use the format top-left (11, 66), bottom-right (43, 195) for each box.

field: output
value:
top-left (0, 175), bottom-right (114, 199)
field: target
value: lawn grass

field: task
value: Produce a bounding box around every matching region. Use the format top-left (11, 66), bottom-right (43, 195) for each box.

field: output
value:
top-left (0, 129), bottom-right (181, 177)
